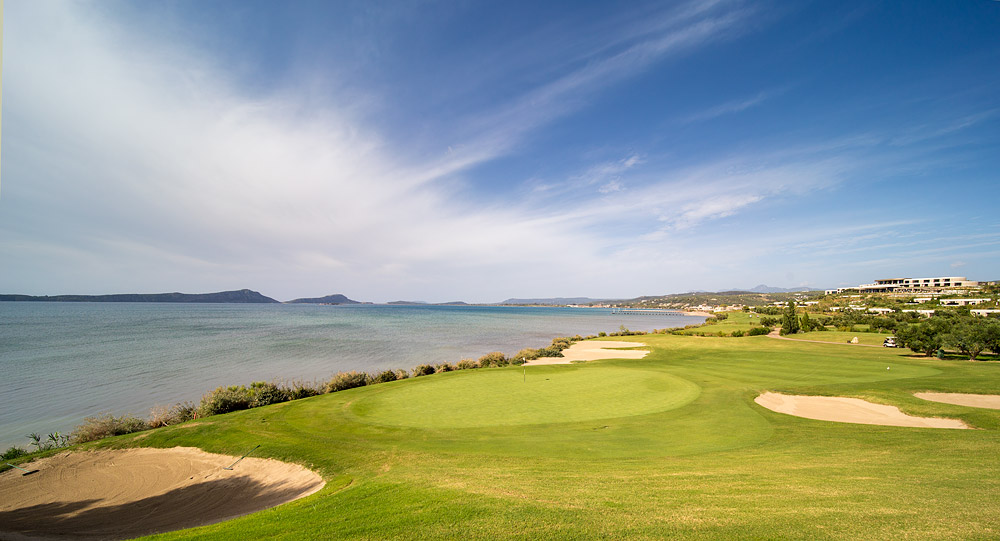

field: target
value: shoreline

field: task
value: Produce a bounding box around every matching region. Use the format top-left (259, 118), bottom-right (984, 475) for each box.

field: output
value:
top-left (2, 306), bottom-right (707, 451)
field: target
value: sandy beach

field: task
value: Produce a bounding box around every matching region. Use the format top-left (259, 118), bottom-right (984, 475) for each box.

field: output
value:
top-left (755, 392), bottom-right (968, 429)
top-left (0, 447), bottom-right (325, 540)
top-left (524, 340), bottom-right (649, 365)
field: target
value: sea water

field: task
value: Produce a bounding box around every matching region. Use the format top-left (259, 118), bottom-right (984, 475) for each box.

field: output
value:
top-left (0, 303), bottom-right (702, 449)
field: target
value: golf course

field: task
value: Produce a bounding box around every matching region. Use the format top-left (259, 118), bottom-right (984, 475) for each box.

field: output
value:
top-left (5, 332), bottom-right (1000, 539)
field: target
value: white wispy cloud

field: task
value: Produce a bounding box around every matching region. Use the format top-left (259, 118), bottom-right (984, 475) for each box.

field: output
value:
top-left (681, 88), bottom-right (783, 123)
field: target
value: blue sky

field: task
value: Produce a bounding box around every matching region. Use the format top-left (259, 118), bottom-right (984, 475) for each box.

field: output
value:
top-left (1, 0), bottom-right (998, 302)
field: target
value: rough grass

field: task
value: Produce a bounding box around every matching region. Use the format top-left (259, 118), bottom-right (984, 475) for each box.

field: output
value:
top-left (35, 333), bottom-right (1000, 539)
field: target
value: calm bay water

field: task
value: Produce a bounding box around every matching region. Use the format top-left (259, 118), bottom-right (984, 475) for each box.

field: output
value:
top-left (0, 303), bottom-right (702, 449)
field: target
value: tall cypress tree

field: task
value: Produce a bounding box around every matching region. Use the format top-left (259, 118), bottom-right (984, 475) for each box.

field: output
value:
top-left (781, 301), bottom-right (800, 335)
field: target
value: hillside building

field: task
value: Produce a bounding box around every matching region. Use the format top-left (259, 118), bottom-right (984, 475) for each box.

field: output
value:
top-left (834, 276), bottom-right (981, 295)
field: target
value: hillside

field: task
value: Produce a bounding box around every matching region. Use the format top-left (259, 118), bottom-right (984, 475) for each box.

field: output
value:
top-left (0, 289), bottom-right (279, 303)
top-left (285, 294), bottom-right (361, 305)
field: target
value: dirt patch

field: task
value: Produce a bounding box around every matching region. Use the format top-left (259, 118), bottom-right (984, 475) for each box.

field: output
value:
top-left (0, 447), bottom-right (324, 540)
top-left (915, 392), bottom-right (1000, 410)
top-left (755, 392), bottom-right (968, 429)
top-left (524, 341), bottom-right (648, 365)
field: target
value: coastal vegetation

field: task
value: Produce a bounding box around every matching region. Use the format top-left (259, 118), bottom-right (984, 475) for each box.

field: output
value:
top-left (4, 335), bottom-right (595, 450)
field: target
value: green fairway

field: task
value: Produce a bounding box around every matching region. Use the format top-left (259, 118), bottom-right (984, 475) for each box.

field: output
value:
top-left (349, 365), bottom-right (700, 428)
top-left (31, 334), bottom-right (1000, 539)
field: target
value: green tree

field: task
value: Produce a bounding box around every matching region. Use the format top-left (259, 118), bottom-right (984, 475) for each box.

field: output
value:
top-left (800, 311), bottom-right (811, 332)
top-left (947, 318), bottom-right (991, 360)
top-left (896, 319), bottom-right (951, 357)
top-left (780, 301), bottom-right (800, 336)
top-left (985, 319), bottom-right (1000, 356)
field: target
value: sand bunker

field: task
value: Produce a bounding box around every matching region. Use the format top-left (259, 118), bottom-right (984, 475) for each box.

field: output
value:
top-left (755, 392), bottom-right (968, 429)
top-left (524, 340), bottom-right (648, 365)
top-left (915, 392), bottom-right (1000, 410)
top-left (0, 447), bottom-right (324, 540)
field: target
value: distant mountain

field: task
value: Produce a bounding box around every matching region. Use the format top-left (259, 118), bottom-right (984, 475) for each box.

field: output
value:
top-left (499, 297), bottom-right (612, 305)
top-left (0, 289), bottom-right (280, 303)
top-left (743, 284), bottom-right (825, 293)
top-left (286, 293), bottom-right (361, 304)
top-left (387, 300), bottom-right (469, 306)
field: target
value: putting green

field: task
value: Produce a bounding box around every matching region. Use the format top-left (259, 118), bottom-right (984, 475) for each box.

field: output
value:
top-left (349, 365), bottom-right (701, 428)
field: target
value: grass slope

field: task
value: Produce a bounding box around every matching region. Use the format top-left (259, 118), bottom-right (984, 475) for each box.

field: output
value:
top-left (52, 334), bottom-right (1000, 539)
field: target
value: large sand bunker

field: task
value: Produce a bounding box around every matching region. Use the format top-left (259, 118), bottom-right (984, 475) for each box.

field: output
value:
top-left (0, 447), bottom-right (325, 540)
top-left (524, 340), bottom-right (648, 365)
top-left (755, 392), bottom-right (968, 429)
top-left (915, 392), bottom-right (1000, 410)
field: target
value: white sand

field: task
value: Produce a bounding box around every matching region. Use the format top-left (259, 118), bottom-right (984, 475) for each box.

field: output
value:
top-left (915, 392), bottom-right (1000, 410)
top-left (755, 392), bottom-right (968, 429)
top-left (0, 447), bottom-right (325, 540)
top-left (523, 340), bottom-right (649, 365)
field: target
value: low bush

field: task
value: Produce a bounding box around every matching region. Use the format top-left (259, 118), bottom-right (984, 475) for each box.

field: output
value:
top-left (199, 385), bottom-right (253, 416)
top-left (71, 414), bottom-right (149, 444)
top-left (598, 331), bottom-right (607, 337)
top-left (435, 362), bottom-right (455, 373)
top-left (747, 326), bottom-right (771, 336)
top-left (372, 369), bottom-right (399, 383)
top-left (2, 446), bottom-right (27, 460)
top-left (456, 358), bottom-right (479, 370)
top-left (514, 348), bottom-right (542, 362)
top-left (325, 371), bottom-right (371, 393)
top-left (286, 380), bottom-right (323, 400)
top-left (412, 364), bottom-right (436, 377)
top-left (249, 381), bottom-right (290, 408)
top-left (478, 351), bottom-right (508, 367)
top-left (731, 330), bottom-right (745, 337)
top-left (148, 402), bottom-right (197, 428)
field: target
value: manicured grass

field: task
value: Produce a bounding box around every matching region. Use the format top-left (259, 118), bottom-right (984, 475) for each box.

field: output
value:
top-left (676, 310), bottom-right (764, 335)
top-left (349, 365), bottom-right (700, 428)
top-left (39, 333), bottom-right (1000, 539)
top-left (784, 330), bottom-right (893, 346)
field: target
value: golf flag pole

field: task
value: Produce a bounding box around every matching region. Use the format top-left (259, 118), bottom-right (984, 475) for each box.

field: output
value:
top-left (223, 444), bottom-right (260, 470)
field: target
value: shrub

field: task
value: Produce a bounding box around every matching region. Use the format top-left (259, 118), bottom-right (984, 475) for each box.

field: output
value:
top-left (372, 369), bottom-right (399, 384)
top-left (478, 351), bottom-right (508, 367)
top-left (598, 331), bottom-right (607, 337)
top-left (394, 369), bottom-right (410, 380)
top-left (412, 364), bottom-right (436, 377)
top-left (199, 385), bottom-right (252, 416)
top-left (550, 337), bottom-right (573, 351)
top-left (71, 414), bottom-right (149, 444)
top-left (435, 362), bottom-right (455, 373)
top-left (731, 330), bottom-right (745, 337)
top-left (325, 371), bottom-right (371, 393)
top-left (286, 380), bottom-right (323, 400)
top-left (747, 326), bottom-right (771, 336)
top-left (514, 348), bottom-right (542, 362)
top-left (2, 446), bottom-right (28, 460)
top-left (456, 358), bottom-right (479, 370)
top-left (148, 402), bottom-right (197, 428)
top-left (248, 381), bottom-right (290, 408)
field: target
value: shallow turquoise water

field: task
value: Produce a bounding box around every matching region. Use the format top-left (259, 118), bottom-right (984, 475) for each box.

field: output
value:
top-left (0, 303), bottom-right (701, 449)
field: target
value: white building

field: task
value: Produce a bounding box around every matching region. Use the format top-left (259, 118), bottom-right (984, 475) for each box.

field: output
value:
top-left (939, 298), bottom-right (991, 306)
top-left (835, 276), bottom-right (981, 294)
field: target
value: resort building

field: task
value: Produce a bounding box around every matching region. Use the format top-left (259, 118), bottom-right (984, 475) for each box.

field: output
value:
top-left (939, 298), bottom-right (992, 306)
top-left (834, 276), bottom-right (981, 295)
top-left (971, 309), bottom-right (1000, 317)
